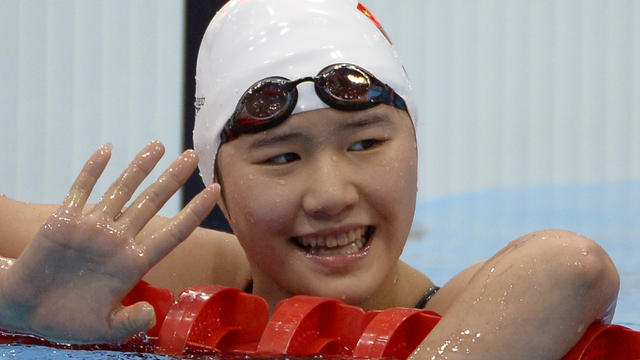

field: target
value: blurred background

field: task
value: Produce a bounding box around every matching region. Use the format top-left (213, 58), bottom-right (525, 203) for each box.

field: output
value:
top-left (0, 0), bottom-right (638, 326)
top-left (1, 0), bottom-right (637, 211)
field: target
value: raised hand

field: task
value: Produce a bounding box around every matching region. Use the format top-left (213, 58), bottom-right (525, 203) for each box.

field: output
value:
top-left (0, 142), bottom-right (219, 344)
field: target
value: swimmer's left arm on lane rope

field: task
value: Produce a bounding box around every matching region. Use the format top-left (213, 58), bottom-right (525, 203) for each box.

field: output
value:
top-left (0, 142), bottom-right (220, 344)
top-left (409, 230), bottom-right (619, 360)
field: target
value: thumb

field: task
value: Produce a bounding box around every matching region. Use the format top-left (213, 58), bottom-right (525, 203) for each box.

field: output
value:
top-left (110, 301), bottom-right (156, 338)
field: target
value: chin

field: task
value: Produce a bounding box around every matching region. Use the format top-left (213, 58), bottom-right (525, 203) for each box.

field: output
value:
top-left (292, 274), bottom-right (383, 307)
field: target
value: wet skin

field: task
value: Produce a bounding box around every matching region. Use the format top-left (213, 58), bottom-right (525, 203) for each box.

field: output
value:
top-left (216, 104), bottom-right (423, 309)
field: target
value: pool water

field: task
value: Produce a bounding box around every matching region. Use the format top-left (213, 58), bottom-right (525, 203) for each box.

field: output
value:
top-left (1, 183), bottom-right (638, 358)
top-left (0, 345), bottom-right (172, 359)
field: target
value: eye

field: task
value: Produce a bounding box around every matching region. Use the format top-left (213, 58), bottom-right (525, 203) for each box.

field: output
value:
top-left (348, 139), bottom-right (383, 151)
top-left (265, 152), bottom-right (300, 164)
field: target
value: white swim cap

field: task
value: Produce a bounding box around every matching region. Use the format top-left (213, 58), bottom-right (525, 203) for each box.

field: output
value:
top-left (194, 0), bottom-right (417, 186)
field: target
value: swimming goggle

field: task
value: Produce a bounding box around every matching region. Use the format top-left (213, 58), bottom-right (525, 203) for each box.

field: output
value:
top-left (220, 63), bottom-right (408, 143)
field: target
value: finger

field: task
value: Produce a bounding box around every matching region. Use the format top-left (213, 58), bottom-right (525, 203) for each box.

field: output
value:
top-left (62, 144), bottom-right (113, 215)
top-left (120, 149), bottom-right (199, 235)
top-left (94, 141), bottom-right (165, 219)
top-left (143, 184), bottom-right (220, 265)
top-left (109, 301), bottom-right (156, 338)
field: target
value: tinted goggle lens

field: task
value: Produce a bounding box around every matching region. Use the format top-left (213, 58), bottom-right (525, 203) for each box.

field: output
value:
top-left (317, 66), bottom-right (371, 103)
top-left (223, 78), bottom-right (298, 140)
top-left (243, 80), bottom-right (290, 120)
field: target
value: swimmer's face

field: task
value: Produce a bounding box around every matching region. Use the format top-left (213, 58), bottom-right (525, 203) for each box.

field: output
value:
top-left (216, 104), bottom-right (417, 306)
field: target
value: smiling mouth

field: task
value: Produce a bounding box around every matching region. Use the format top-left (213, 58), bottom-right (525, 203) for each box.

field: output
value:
top-left (293, 226), bottom-right (374, 255)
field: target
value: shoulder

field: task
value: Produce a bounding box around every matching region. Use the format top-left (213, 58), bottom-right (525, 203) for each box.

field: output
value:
top-left (421, 261), bottom-right (485, 314)
top-left (143, 223), bottom-right (251, 295)
top-left (0, 195), bottom-right (58, 258)
top-left (422, 229), bottom-right (619, 315)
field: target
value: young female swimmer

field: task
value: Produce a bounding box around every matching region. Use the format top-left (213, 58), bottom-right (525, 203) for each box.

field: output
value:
top-left (0, 0), bottom-right (620, 359)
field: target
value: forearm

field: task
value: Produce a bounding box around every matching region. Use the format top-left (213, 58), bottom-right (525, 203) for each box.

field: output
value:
top-left (412, 230), bottom-right (620, 360)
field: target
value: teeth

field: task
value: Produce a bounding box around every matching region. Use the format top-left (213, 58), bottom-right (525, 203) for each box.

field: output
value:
top-left (337, 233), bottom-right (348, 246)
top-left (296, 227), bottom-right (369, 255)
top-left (326, 237), bottom-right (338, 248)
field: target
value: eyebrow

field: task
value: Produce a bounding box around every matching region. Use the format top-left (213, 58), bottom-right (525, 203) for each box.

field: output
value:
top-left (248, 131), bottom-right (309, 149)
top-left (247, 112), bottom-right (396, 149)
top-left (340, 114), bottom-right (395, 131)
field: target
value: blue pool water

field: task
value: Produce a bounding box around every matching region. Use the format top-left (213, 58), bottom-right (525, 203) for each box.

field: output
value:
top-left (1, 183), bottom-right (638, 358)
top-left (0, 346), bottom-right (171, 359)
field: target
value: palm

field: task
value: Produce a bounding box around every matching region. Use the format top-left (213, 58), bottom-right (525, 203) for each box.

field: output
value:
top-left (0, 142), bottom-right (218, 343)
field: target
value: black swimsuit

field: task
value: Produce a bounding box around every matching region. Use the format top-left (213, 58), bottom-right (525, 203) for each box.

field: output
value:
top-left (414, 285), bottom-right (440, 309)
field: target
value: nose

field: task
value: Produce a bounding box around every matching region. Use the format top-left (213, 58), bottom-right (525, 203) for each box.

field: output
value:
top-left (302, 156), bottom-right (359, 219)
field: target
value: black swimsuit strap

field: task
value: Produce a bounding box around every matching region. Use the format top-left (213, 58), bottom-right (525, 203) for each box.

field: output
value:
top-left (414, 285), bottom-right (440, 309)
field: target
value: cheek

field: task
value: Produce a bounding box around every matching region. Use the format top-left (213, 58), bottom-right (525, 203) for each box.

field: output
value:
top-left (375, 145), bottom-right (418, 202)
top-left (364, 143), bottom-right (418, 245)
top-left (223, 176), bottom-right (299, 236)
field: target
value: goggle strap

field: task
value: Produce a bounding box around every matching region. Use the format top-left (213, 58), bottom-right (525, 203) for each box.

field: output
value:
top-left (220, 126), bottom-right (234, 143)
